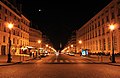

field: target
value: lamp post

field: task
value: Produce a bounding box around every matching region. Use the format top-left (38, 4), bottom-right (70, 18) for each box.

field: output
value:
top-left (79, 40), bottom-right (82, 50)
top-left (7, 23), bottom-right (13, 63)
top-left (38, 40), bottom-right (41, 58)
top-left (109, 24), bottom-right (116, 63)
top-left (46, 44), bottom-right (48, 52)
top-left (79, 40), bottom-right (82, 55)
top-left (71, 44), bottom-right (73, 52)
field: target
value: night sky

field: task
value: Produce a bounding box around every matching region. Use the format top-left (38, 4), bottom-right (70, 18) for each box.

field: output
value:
top-left (16, 0), bottom-right (112, 50)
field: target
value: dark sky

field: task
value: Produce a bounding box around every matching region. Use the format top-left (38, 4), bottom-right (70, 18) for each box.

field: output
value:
top-left (17, 0), bottom-right (112, 50)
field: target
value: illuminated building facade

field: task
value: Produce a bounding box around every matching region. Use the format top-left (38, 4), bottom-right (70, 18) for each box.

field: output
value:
top-left (29, 27), bottom-right (42, 49)
top-left (76, 0), bottom-right (120, 54)
top-left (0, 0), bottom-right (30, 55)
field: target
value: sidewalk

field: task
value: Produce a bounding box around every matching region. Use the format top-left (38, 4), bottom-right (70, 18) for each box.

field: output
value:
top-left (87, 55), bottom-right (120, 66)
top-left (0, 55), bottom-right (34, 66)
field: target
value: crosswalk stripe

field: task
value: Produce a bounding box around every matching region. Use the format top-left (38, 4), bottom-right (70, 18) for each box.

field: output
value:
top-left (54, 60), bottom-right (57, 63)
top-left (37, 60), bottom-right (43, 63)
top-left (70, 60), bottom-right (75, 62)
top-left (65, 60), bottom-right (69, 62)
top-left (47, 60), bottom-right (52, 63)
top-left (39, 59), bottom-right (93, 63)
top-left (60, 60), bottom-right (63, 63)
top-left (76, 60), bottom-right (81, 62)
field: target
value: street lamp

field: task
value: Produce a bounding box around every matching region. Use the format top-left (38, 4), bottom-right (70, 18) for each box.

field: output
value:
top-left (7, 23), bottom-right (13, 63)
top-left (78, 40), bottom-right (82, 55)
top-left (46, 44), bottom-right (48, 52)
top-left (70, 45), bottom-right (73, 52)
top-left (79, 40), bottom-right (82, 50)
top-left (38, 40), bottom-right (41, 44)
top-left (38, 40), bottom-right (41, 58)
top-left (79, 40), bottom-right (82, 44)
top-left (109, 24), bottom-right (116, 63)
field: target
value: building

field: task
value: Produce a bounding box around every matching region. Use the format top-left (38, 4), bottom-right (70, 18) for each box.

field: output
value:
top-left (29, 27), bottom-right (42, 49)
top-left (0, 0), bottom-right (30, 55)
top-left (76, 0), bottom-right (120, 55)
top-left (29, 27), bottom-right (42, 57)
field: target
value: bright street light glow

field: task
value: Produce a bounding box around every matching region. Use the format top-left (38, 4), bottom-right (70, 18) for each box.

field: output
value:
top-left (71, 45), bottom-right (73, 47)
top-left (8, 23), bottom-right (13, 29)
top-left (38, 40), bottom-right (41, 43)
top-left (46, 44), bottom-right (48, 47)
top-left (109, 24), bottom-right (115, 31)
top-left (79, 40), bottom-right (82, 44)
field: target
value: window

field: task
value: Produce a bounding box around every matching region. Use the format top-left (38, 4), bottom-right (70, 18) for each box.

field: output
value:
top-left (5, 9), bottom-right (7, 14)
top-left (0, 5), bottom-right (1, 10)
top-left (13, 38), bottom-right (15, 44)
top-left (98, 29), bottom-right (100, 36)
top-left (0, 13), bottom-right (1, 19)
top-left (17, 39), bottom-right (19, 44)
top-left (102, 27), bottom-right (105, 35)
top-left (118, 2), bottom-right (120, 16)
top-left (5, 16), bottom-right (7, 21)
top-left (102, 18), bottom-right (104, 25)
top-left (99, 40), bottom-right (102, 50)
top-left (108, 37), bottom-right (111, 50)
top-left (103, 38), bottom-right (106, 50)
top-left (111, 12), bottom-right (115, 19)
top-left (96, 40), bottom-right (98, 50)
top-left (4, 27), bottom-right (6, 32)
top-left (106, 16), bottom-right (109, 22)
top-left (13, 30), bottom-right (15, 35)
top-left (18, 25), bottom-right (21, 28)
top-left (95, 30), bottom-right (97, 37)
top-left (98, 21), bottom-right (100, 27)
top-left (3, 36), bottom-right (5, 43)
top-left (95, 23), bottom-right (97, 28)
top-left (10, 12), bottom-right (11, 16)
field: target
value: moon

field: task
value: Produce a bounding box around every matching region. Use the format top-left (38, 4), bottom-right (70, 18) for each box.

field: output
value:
top-left (39, 9), bottom-right (41, 12)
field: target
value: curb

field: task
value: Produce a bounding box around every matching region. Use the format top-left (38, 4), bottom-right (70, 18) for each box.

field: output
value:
top-left (108, 63), bottom-right (120, 66)
top-left (0, 58), bottom-right (34, 66)
top-left (0, 62), bottom-right (21, 66)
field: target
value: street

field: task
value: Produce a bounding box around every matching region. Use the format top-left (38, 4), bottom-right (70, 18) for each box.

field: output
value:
top-left (0, 54), bottom-right (120, 78)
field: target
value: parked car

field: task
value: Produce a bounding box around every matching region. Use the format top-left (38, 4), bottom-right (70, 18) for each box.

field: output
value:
top-left (40, 52), bottom-right (47, 57)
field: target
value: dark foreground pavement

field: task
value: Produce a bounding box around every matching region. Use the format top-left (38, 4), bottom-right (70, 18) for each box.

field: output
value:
top-left (0, 54), bottom-right (120, 78)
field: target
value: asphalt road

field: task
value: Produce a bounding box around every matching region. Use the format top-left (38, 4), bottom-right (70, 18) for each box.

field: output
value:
top-left (0, 54), bottom-right (120, 78)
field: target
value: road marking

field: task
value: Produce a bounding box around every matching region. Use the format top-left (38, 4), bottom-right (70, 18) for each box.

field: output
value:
top-left (37, 60), bottom-right (42, 63)
top-left (54, 60), bottom-right (57, 63)
top-left (48, 60), bottom-right (52, 63)
top-left (70, 60), bottom-right (75, 62)
top-left (65, 60), bottom-right (69, 62)
top-left (76, 60), bottom-right (81, 62)
top-left (60, 60), bottom-right (63, 63)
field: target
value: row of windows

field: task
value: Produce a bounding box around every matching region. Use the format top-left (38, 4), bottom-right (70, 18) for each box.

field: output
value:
top-left (83, 27), bottom-right (107, 40)
top-left (79, 3), bottom-right (117, 36)
top-left (77, 1), bottom-right (120, 44)
top-left (2, 35), bottom-right (29, 46)
top-left (0, 24), bottom-right (29, 40)
top-left (0, 13), bottom-right (29, 33)
top-left (84, 36), bottom-right (117, 51)
top-left (0, 4), bottom-right (29, 26)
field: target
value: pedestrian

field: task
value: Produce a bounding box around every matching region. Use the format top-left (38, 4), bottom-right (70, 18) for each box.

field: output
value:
top-left (38, 52), bottom-right (41, 59)
top-left (30, 52), bottom-right (32, 57)
top-left (109, 55), bottom-right (112, 61)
